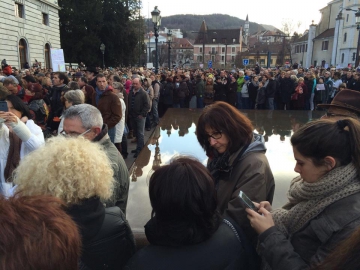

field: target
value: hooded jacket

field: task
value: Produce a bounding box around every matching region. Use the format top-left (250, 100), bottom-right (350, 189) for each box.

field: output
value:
top-left (209, 133), bottom-right (275, 246)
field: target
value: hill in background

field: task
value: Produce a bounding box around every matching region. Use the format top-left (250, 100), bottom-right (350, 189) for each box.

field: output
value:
top-left (145, 14), bottom-right (270, 39)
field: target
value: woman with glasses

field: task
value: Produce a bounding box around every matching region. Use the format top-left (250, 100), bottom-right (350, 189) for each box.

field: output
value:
top-left (247, 118), bottom-right (360, 270)
top-left (196, 101), bottom-right (275, 246)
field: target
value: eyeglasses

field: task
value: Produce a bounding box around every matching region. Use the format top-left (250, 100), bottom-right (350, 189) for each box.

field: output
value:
top-left (60, 129), bottom-right (91, 137)
top-left (207, 131), bottom-right (222, 141)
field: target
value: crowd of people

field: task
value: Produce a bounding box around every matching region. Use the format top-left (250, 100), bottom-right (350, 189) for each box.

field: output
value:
top-left (1, 59), bottom-right (360, 269)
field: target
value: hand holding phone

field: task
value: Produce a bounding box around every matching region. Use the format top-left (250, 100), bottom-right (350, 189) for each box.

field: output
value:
top-left (239, 191), bottom-right (258, 212)
top-left (0, 101), bottom-right (8, 112)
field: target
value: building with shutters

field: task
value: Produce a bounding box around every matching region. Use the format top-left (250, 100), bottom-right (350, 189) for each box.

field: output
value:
top-left (0, 0), bottom-right (61, 70)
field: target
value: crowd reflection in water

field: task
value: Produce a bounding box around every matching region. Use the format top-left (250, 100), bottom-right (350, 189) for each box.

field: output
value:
top-left (129, 108), bottom-right (323, 183)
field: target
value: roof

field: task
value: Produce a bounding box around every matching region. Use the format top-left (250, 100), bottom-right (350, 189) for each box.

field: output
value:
top-left (246, 42), bottom-right (290, 54)
top-left (194, 28), bottom-right (244, 45)
top-left (171, 38), bottom-right (193, 49)
top-left (314, 28), bottom-right (335, 40)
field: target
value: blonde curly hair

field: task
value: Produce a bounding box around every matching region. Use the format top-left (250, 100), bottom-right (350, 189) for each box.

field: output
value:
top-left (14, 136), bottom-right (114, 205)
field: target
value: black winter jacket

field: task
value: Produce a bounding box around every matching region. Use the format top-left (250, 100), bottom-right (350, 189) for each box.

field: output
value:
top-left (125, 220), bottom-right (248, 270)
top-left (68, 197), bottom-right (136, 270)
top-left (259, 191), bottom-right (360, 270)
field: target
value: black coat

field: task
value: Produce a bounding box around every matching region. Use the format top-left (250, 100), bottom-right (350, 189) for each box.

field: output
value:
top-left (125, 220), bottom-right (248, 270)
top-left (265, 79), bottom-right (277, 98)
top-left (68, 197), bottom-right (136, 270)
top-left (213, 81), bottom-right (227, 101)
top-left (162, 82), bottom-right (174, 105)
top-left (278, 77), bottom-right (295, 103)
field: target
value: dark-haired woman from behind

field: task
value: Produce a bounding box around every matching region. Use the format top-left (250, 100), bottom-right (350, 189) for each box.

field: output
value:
top-left (0, 94), bottom-right (44, 195)
top-left (247, 118), bottom-right (360, 270)
top-left (196, 101), bottom-right (275, 246)
top-left (125, 157), bottom-right (252, 270)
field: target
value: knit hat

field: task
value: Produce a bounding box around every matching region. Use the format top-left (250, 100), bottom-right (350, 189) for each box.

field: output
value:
top-left (3, 66), bottom-right (12, 75)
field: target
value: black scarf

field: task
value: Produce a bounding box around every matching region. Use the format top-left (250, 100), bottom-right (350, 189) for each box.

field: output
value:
top-left (207, 144), bottom-right (250, 188)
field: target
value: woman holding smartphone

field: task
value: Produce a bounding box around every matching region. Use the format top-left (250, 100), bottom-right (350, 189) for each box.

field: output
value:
top-left (0, 94), bottom-right (44, 196)
top-left (196, 101), bottom-right (275, 246)
top-left (246, 118), bottom-right (360, 270)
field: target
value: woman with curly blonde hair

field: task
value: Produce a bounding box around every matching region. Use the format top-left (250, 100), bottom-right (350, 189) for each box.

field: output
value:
top-left (14, 136), bottom-right (136, 270)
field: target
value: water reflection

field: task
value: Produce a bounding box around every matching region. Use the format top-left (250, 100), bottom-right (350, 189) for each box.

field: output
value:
top-left (127, 109), bottom-right (324, 233)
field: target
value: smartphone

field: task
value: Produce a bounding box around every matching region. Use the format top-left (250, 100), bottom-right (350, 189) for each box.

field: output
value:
top-left (239, 191), bottom-right (258, 212)
top-left (0, 101), bottom-right (8, 112)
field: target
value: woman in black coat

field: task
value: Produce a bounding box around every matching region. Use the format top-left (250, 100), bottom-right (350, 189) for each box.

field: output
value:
top-left (125, 157), bottom-right (255, 270)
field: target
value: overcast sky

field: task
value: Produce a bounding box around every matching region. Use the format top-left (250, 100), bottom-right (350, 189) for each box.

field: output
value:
top-left (142, 0), bottom-right (333, 34)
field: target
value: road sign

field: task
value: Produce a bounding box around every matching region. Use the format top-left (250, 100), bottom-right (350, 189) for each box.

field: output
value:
top-left (208, 60), bottom-right (212, 68)
top-left (243, 59), bottom-right (249, 66)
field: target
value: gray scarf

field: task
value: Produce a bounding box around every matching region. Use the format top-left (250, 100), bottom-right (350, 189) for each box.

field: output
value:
top-left (272, 162), bottom-right (360, 237)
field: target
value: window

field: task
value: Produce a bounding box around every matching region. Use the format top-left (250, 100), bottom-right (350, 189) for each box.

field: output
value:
top-left (344, 33), bottom-right (347, 43)
top-left (322, 40), bottom-right (329, 51)
top-left (231, 47), bottom-right (235, 53)
top-left (199, 47), bottom-right (203, 53)
top-left (221, 56), bottom-right (225, 61)
top-left (346, 14), bottom-right (349, 22)
top-left (15, 3), bottom-right (24, 18)
top-left (211, 55), bottom-right (215, 61)
top-left (19, 39), bottom-right (28, 69)
top-left (197, 55), bottom-right (203, 62)
top-left (212, 38), bottom-right (216, 43)
top-left (232, 38), bottom-right (236, 43)
top-left (211, 47), bottom-right (215, 53)
top-left (45, 43), bottom-right (51, 69)
top-left (341, 53), bottom-right (345, 63)
top-left (222, 47), bottom-right (225, 53)
top-left (42, 13), bottom-right (49, 25)
top-left (231, 56), bottom-right (235, 62)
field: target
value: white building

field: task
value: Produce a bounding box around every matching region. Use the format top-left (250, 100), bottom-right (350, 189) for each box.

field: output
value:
top-left (0, 0), bottom-right (61, 70)
top-left (292, 0), bottom-right (360, 68)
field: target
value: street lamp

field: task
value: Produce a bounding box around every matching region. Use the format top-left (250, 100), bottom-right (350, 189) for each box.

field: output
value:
top-left (100, 43), bottom-right (105, 69)
top-left (167, 29), bottom-right (172, 69)
top-left (151, 6), bottom-right (161, 74)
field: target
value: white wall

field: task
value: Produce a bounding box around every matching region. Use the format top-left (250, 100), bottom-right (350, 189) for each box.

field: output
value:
top-left (0, 0), bottom-right (61, 69)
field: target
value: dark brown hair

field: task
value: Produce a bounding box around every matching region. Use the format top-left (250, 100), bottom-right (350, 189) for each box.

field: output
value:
top-left (196, 101), bottom-right (254, 154)
top-left (291, 118), bottom-right (360, 170)
top-left (0, 195), bottom-right (81, 270)
top-left (313, 227), bottom-right (360, 270)
top-left (149, 156), bottom-right (220, 245)
top-left (54, 72), bottom-right (69, 85)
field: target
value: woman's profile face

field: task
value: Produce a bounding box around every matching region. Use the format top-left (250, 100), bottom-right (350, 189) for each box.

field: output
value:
top-left (6, 100), bottom-right (22, 118)
top-left (293, 147), bottom-right (329, 183)
top-left (205, 126), bottom-right (229, 154)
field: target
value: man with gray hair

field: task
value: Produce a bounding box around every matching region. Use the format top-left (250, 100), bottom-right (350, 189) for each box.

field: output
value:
top-left (62, 104), bottom-right (129, 214)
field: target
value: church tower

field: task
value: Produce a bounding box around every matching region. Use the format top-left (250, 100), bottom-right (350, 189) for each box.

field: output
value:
top-left (244, 14), bottom-right (249, 46)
